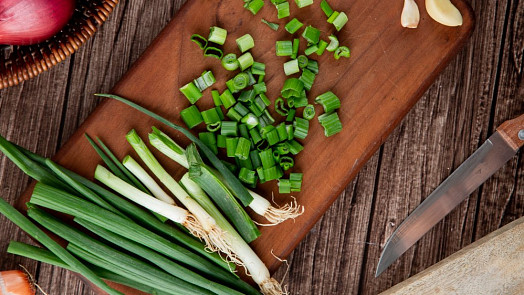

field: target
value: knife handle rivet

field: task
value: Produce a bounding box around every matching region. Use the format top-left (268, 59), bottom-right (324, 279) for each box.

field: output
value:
top-left (519, 130), bottom-right (524, 140)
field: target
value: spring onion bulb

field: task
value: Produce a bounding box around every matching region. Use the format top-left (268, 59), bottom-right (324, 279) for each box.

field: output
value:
top-left (181, 175), bottom-right (285, 295)
top-left (122, 156), bottom-right (174, 204)
top-left (149, 128), bottom-right (304, 225)
top-left (125, 130), bottom-right (233, 255)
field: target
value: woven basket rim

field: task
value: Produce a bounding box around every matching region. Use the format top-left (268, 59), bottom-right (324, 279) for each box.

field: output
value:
top-left (0, 0), bottom-right (119, 90)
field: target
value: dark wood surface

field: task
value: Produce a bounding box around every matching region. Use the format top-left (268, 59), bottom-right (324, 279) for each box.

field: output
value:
top-left (0, 1), bottom-right (522, 294)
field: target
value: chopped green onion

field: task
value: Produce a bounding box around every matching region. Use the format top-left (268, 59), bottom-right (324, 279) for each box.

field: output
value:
top-left (235, 137), bottom-right (251, 160)
top-left (190, 34), bottom-right (207, 49)
top-left (231, 72), bottom-right (250, 92)
top-left (199, 132), bottom-right (218, 155)
top-left (256, 167), bottom-right (266, 183)
top-left (305, 44), bottom-right (319, 56)
top-left (295, 0), bottom-right (313, 8)
top-left (299, 68), bottom-right (316, 91)
top-left (204, 46), bottom-right (224, 59)
top-left (290, 172), bottom-right (303, 191)
top-left (293, 92), bottom-right (308, 107)
top-left (202, 71), bottom-right (216, 89)
top-left (227, 108), bottom-right (243, 122)
top-left (250, 128), bottom-right (263, 144)
top-left (0, 199), bottom-right (122, 295)
top-left (233, 103), bottom-right (250, 117)
top-left (207, 122), bottom-right (222, 133)
top-left (253, 82), bottom-right (267, 94)
top-left (238, 168), bottom-right (257, 186)
top-left (179, 81), bottom-right (202, 104)
top-left (279, 156), bottom-right (294, 170)
top-left (286, 109), bottom-right (297, 122)
top-left (238, 90), bottom-right (256, 103)
top-left (221, 121), bottom-right (238, 137)
top-left (236, 34), bottom-right (255, 53)
top-left (265, 129), bottom-right (280, 146)
top-left (262, 109), bottom-right (275, 125)
top-left (306, 59), bottom-right (319, 73)
top-left (238, 124), bottom-right (250, 139)
top-left (317, 40), bottom-right (328, 55)
top-left (275, 123), bottom-right (288, 142)
top-left (211, 90), bottom-right (222, 106)
top-left (201, 108), bottom-right (221, 125)
top-left (303, 104), bottom-right (316, 120)
top-left (208, 26), bottom-right (227, 45)
top-left (334, 46), bottom-right (350, 59)
top-left (180, 105), bottom-right (203, 129)
top-left (276, 1), bottom-right (290, 18)
top-left (219, 89), bottom-right (236, 108)
top-left (327, 11), bottom-right (340, 24)
top-left (286, 124), bottom-right (294, 140)
top-left (237, 52), bottom-right (254, 71)
top-left (285, 18), bottom-right (303, 34)
top-left (291, 38), bottom-right (300, 59)
top-left (215, 107), bottom-right (225, 120)
top-left (293, 117), bottom-right (309, 139)
top-left (217, 134), bottom-right (227, 148)
top-left (261, 19), bottom-right (280, 31)
top-left (259, 149), bottom-right (275, 169)
top-left (332, 11), bottom-right (348, 31)
top-left (241, 113), bottom-right (259, 129)
top-left (221, 53), bottom-right (239, 71)
top-left (297, 55), bottom-right (308, 68)
top-left (275, 97), bottom-right (288, 116)
top-left (326, 35), bottom-right (339, 52)
top-left (278, 179), bottom-right (291, 193)
top-left (276, 40), bottom-right (293, 56)
top-left (284, 59), bottom-right (300, 75)
top-left (226, 137), bottom-right (238, 157)
top-left (281, 78), bottom-right (304, 98)
top-left (315, 91), bottom-right (341, 112)
top-left (246, 0), bottom-right (264, 15)
top-left (302, 25), bottom-right (320, 44)
top-left (287, 139), bottom-right (304, 154)
top-left (318, 111), bottom-right (343, 137)
top-left (249, 150), bottom-right (262, 168)
top-left (251, 62), bottom-right (266, 76)
top-left (320, 0), bottom-right (334, 17)
top-left (263, 166), bottom-right (283, 181)
top-left (259, 93), bottom-right (271, 106)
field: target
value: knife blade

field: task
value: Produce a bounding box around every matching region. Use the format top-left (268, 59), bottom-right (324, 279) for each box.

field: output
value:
top-left (376, 113), bottom-right (524, 277)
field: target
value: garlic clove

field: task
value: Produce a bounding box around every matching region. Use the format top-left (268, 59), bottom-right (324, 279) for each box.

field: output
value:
top-left (425, 0), bottom-right (463, 26)
top-left (401, 0), bottom-right (420, 28)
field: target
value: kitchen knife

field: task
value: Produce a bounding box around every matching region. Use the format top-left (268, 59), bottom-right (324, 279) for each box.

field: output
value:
top-left (375, 113), bottom-right (524, 277)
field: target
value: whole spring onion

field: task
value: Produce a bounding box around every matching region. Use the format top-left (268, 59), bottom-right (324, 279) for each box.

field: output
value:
top-left (125, 130), bottom-right (234, 255)
top-left (180, 174), bottom-right (285, 295)
top-left (0, 197), bottom-right (122, 295)
top-left (29, 183), bottom-right (252, 293)
top-left (9, 141), bottom-right (226, 267)
top-left (149, 128), bottom-right (303, 225)
top-left (0, 0), bottom-right (75, 45)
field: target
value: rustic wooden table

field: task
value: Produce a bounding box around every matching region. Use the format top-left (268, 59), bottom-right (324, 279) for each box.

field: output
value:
top-left (0, 1), bottom-right (522, 294)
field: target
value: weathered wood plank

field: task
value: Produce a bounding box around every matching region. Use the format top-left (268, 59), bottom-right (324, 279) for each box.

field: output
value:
top-left (0, 1), bottom-right (522, 295)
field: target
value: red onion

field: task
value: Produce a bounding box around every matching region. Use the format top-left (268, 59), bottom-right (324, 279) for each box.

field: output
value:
top-left (0, 0), bottom-right (75, 45)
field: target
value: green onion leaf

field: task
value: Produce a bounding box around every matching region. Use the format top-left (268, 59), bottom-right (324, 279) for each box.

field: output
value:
top-left (276, 1), bottom-right (290, 19)
top-left (199, 132), bottom-right (218, 155)
top-left (305, 44), bottom-right (319, 56)
top-left (246, 0), bottom-right (264, 15)
top-left (204, 47), bottom-right (224, 59)
top-left (318, 111), bottom-right (343, 137)
top-left (220, 89), bottom-right (236, 109)
top-left (261, 19), bottom-right (280, 31)
top-left (221, 121), bottom-right (238, 137)
top-left (293, 117), bottom-right (309, 139)
top-left (315, 91), bottom-right (341, 112)
top-left (326, 35), bottom-right (339, 52)
top-left (295, 0), bottom-right (313, 8)
top-left (291, 38), bottom-right (300, 59)
top-left (317, 40), bottom-right (329, 55)
top-left (303, 104), bottom-right (316, 120)
top-left (278, 179), bottom-right (291, 193)
top-left (332, 11), bottom-right (348, 31)
top-left (237, 52), bottom-right (254, 71)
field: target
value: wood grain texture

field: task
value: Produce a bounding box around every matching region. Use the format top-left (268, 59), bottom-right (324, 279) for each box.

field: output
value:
top-left (380, 217), bottom-right (524, 295)
top-left (0, 1), bottom-right (522, 295)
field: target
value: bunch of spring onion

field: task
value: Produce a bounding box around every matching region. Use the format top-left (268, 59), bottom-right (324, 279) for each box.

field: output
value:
top-left (0, 133), bottom-right (260, 295)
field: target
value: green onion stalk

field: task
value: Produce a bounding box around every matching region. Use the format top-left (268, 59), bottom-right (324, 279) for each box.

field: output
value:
top-left (122, 130), bottom-right (235, 257)
top-left (150, 127), bottom-right (304, 225)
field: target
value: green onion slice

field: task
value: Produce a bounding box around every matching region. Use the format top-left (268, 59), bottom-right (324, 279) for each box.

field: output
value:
top-left (302, 25), bottom-right (320, 44)
top-left (222, 53), bottom-right (239, 71)
top-left (179, 81), bottom-right (202, 104)
top-left (204, 47), bottom-right (224, 59)
top-left (320, 0), bottom-right (334, 17)
top-left (285, 18), bottom-right (303, 34)
top-left (261, 19), bottom-right (280, 31)
top-left (180, 105), bottom-right (203, 129)
top-left (283, 59), bottom-right (300, 76)
top-left (208, 26), bottom-right (227, 45)
top-left (190, 34), bottom-right (207, 49)
top-left (276, 40), bottom-right (293, 57)
top-left (303, 104), bottom-right (316, 120)
top-left (276, 2), bottom-right (290, 19)
top-left (236, 34), bottom-right (255, 53)
top-left (334, 46), bottom-right (351, 59)
top-left (237, 52), bottom-right (254, 71)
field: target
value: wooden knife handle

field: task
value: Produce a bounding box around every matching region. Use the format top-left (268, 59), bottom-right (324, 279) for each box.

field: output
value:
top-left (497, 113), bottom-right (524, 151)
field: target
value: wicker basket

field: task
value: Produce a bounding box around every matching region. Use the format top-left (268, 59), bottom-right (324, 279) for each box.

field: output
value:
top-left (0, 0), bottom-right (119, 90)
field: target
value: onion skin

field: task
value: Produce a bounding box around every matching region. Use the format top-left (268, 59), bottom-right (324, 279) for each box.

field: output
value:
top-left (0, 0), bottom-right (76, 45)
top-left (0, 270), bottom-right (35, 295)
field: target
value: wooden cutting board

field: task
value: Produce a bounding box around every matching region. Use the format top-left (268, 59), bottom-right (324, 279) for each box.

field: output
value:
top-left (16, 0), bottom-right (474, 293)
top-left (380, 217), bottom-right (524, 295)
